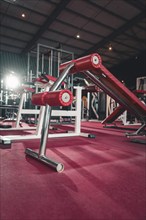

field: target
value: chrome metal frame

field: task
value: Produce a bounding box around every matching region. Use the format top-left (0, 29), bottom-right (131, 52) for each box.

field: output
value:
top-left (25, 63), bottom-right (74, 172)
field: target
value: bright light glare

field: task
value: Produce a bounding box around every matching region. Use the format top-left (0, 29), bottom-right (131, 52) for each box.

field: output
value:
top-left (76, 34), bottom-right (80, 39)
top-left (109, 46), bottom-right (112, 51)
top-left (21, 13), bottom-right (26, 18)
top-left (5, 75), bottom-right (20, 89)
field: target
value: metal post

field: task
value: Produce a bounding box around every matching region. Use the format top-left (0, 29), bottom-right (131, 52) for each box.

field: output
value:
top-left (42, 53), bottom-right (44, 74)
top-left (27, 52), bottom-right (30, 83)
top-left (15, 92), bottom-right (26, 128)
top-left (74, 87), bottom-right (82, 134)
top-left (35, 106), bottom-right (46, 136)
top-left (36, 44), bottom-right (40, 79)
top-left (57, 51), bottom-right (61, 78)
top-left (38, 62), bottom-right (75, 156)
top-left (50, 50), bottom-right (53, 76)
top-left (48, 53), bottom-right (51, 75)
top-left (87, 92), bottom-right (90, 119)
top-left (39, 105), bottom-right (52, 156)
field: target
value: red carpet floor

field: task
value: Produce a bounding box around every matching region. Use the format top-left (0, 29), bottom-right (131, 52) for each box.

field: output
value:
top-left (0, 122), bottom-right (146, 220)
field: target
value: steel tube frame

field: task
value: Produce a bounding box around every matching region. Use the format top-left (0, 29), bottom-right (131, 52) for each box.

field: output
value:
top-left (25, 62), bottom-right (74, 172)
top-left (84, 70), bottom-right (146, 136)
top-left (25, 148), bottom-right (64, 172)
top-left (126, 123), bottom-right (146, 137)
top-left (0, 87), bottom-right (88, 142)
top-left (37, 43), bottom-right (74, 56)
top-left (84, 70), bottom-right (146, 122)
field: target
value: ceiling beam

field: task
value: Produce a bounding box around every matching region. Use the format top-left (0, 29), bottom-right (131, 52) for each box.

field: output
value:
top-left (86, 0), bottom-right (127, 22)
top-left (47, 28), bottom-right (94, 46)
top-left (87, 0), bottom-right (145, 31)
top-left (113, 39), bottom-right (140, 51)
top-left (56, 18), bottom-right (104, 38)
top-left (66, 7), bottom-right (114, 31)
top-left (22, 0), bottom-right (72, 54)
top-left (124, 0), bottom-right (145, 11)
top-left (0, 24), bottom-right (33, 36)
top-left (81, 10), bottom-right (146, 56)
top-left (0, 34), bottom-right (27, 43)
top-left (1, 0), bottom-right (48, 17)
top-left (0, 11), bottom-right (39, 27)
top-left (55, 19), bottom-right (139, 51)
top-left (0, 42), bottom-right (23, 49)
top-left (65, 6), bottom-right (144, 44)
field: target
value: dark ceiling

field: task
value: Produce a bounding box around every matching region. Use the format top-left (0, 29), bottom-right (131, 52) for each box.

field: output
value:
top-left (0, 0), bottom-right (146, 69)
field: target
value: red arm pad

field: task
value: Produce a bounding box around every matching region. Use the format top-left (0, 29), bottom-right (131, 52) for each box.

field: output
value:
top-left (45, 75), bottom-right (57, 82)
top-left (59, 53), bottom-right (102, 74)
top-left (134, 90), bottom-right (146, 95)
top-left (35, 75), bottom-right (65, 85)
top-left (84, 85), bottom-right (101, 93)
top-left (34, 78), bottom-right (47, 84)
top-left (32, 92), bottom-right (47, 106)
top-left (35, 75), bottom-right (57, 83)
top-left (21, 86), bottom-right (35, 93)
top-left (32, 90), bottom-right (73, 107)
top-left (45, 75), bottom-right (65, 86)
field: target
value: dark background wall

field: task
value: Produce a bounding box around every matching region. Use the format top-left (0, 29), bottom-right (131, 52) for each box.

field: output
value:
top-left (110, 50), bottom-right (146, 90)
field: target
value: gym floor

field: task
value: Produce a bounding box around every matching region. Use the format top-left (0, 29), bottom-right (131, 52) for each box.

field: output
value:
top-left (0, 121), bottom-right (146, 220)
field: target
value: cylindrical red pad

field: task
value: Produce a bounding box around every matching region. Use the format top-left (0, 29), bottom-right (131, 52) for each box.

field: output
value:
top-left (32, 92), bottom-right (47, 106)
top-left (21, 86), bottom-right (35, 93)
top-left (84, 85), bottom-right (102, 93)
top-left (32, 90), bottom-right (73, 107)
top-left (59, 53), bottom-right (102, 74)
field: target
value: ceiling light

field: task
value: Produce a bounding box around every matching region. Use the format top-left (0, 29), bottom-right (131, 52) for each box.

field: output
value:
top-left (76, 34), bottom-right (80, 39)
top-left (21, 13), bottom-right (26, 18)
top-left (108, 45), bottom-right (112, 51)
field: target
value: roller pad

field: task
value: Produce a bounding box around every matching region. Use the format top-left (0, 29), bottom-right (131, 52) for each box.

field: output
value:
top-left (59, 53), bottom-right (102, 74)
top-left (32, 90), bottom-right (73, 107)
top-left (32, 92), bottom-right (46, 106)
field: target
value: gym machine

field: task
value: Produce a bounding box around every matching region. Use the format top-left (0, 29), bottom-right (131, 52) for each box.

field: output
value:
top-left (25, 53), bottom-right (146, 171)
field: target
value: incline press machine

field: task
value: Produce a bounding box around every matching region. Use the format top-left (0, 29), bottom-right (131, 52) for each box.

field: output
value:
top-left (25, 53), bottom-right (146, 172)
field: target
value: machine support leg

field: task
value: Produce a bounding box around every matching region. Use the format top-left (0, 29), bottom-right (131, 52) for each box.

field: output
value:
top-left (74, 87), bottom-right (82, 134)
top-left (25, 63), bottom-right (74, 172)
top-left (25, 148), bottom-right (64, 172)
top-left (15, 92), bottom-right (25, 128)
top-left (126, 123), bottom-right (146, 137)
